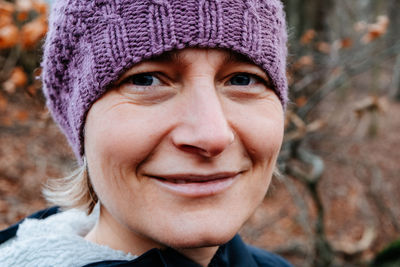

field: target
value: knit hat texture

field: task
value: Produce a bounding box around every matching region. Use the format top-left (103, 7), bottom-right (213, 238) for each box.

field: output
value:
top-left (42, 0), bottom-right (288, 161)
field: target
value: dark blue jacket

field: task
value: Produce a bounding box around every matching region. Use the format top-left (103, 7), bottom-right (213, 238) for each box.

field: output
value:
top-left (0, 207), bottom-right (293, 267)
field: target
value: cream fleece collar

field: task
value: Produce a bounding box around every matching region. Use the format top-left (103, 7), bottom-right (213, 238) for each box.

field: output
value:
top-left (0, 207), bottom-right (137, 266)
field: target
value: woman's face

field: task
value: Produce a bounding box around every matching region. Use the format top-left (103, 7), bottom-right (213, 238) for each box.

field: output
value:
top-left (85, 48), bottom-right (284, 254)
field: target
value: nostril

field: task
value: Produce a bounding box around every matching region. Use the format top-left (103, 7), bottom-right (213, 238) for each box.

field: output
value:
top-left (172, 125), bottom-right (235, 158)
top-left (180, 137), bottom-right (233, 157)
top-left (179, 145), bottom-right (209, 156)
top-left (176, 144), bottom-right (217, 158)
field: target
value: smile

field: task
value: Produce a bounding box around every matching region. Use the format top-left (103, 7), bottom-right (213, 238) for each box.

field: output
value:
top-left (146, 172), bottom-right (241, 197)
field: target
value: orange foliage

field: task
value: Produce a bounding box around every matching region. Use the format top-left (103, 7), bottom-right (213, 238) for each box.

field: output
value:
top-left (300, 29), bottom-right (316, 45)
top-left (295, 96), bottom-right (307, 108)
top-left (0, 93), bottom-right (7, 112)
top-left (17, 11), bottom-right (29, 22)
top-left (3, 67), bottom-right (28, 93)
top-left (26, 84), bottom-right (38, 96)
top-left (15, 0), bottom-right (47, 15)
top-left (316, 42), bottom-right (331, 54)
top-left (0, 0), bottom-right (49, 50)
top-left (353, 21), bottom-right (367, 33)
top-left (292, 55), bottom-right (314, 70)
top-left (21, 16), bottom-right (48, 49)
top-left (15, 110), bottom-right (29, 122)
top-left (340, 38), bottom-right (353, 49)
top-left (32, 0), bottom-right (48, 15)
top-left (361, 15), bottom-right (389, 44)
top-left (0, 11), bottom-right (13, 27)
top-left (0, 24), bottom-right (19, 49)
top-left (15, 0), bottom-right (32, 12)
top-left (11, 67), bottom-right (28, 87)
top-left (0, 116), bottom-right (12, 126)
top-left (0, 0), bottom-right (15, 14)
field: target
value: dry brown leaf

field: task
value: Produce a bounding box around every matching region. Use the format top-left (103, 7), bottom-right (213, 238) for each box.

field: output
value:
top-left (284, 112), bottom-right (306, 141)
top-left (333, 227), bottom-right (376, 255)
top-left (340, 38), bottom-right (353, 49)
top-left (306, 119), bottom-right (325, 132)
top-left (284, 113), bottom-right (325, 142)
top-left (32, 0), bottom-right (48, 15)
top-left (26, 84), bottom-right (38, 96)
top-left (0, 0), bottom-right (15, 14)
top-left (295, 96), bottom-right (307, 108)
top-left (0, 93), bottom-right (7, 111)
top-left (1, 116), bottom-right (12, 126)
top-left (0, 24), bottom-right (19, 49)
top-left (292, 55), bottom-right (314, 70)
top-left (376, 15), bottom-right (389, 29)
top-left (15, 0), bottom-right (32, 12)
top-left (316, 42), bottom-right (331, 54)
top-left (15, 110), bottom-right (29, 122)
top-left (17, 10), bottom-right (29, 22)
top-left (353, 21), bottom-right (367, 33)
top-left (3, 80), bottom-right (16, 94)
top-left (300, 29), bottom-right (316, 45)
top-left (10, 67), bottom-right (28, 87)
top-left (3, 67), bottom-right (28, 94)
top-left (362, 29), bottom-right (384, 43)
top-left (21, 16), bottom-right (48, 49)
top-left (0, 11), bottom-right (13, 27)
top-left (361, 15), bottom-right (389, 44)
top-left (354, 96), bottom-right (385, 118)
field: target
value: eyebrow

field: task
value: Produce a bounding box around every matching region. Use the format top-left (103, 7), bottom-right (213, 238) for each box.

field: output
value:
top-left (145, 49), bottom-right (273, 87)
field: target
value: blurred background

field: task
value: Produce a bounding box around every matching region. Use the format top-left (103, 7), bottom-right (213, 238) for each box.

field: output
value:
top-left (0, 0), bottom-right (399, 266)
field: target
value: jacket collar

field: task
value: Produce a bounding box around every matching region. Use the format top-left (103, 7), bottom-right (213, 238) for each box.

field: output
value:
top-left (82, 235), bottom-right (258, 267)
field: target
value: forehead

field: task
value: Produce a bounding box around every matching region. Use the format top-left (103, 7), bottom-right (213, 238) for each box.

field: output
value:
top-left (147, 48), bottom-right (255, 66)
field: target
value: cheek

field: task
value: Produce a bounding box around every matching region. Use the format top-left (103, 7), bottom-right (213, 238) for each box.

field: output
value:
top-left (233, 108), bottom-right (284, 166)
top-left (85, 106), bottom-right (163, 169)
top-left (83, 105), bottom-right (165, 207)
top-left (255, 121), bottom-right (284, 164)
top-left (230, 107), bottom-right (283, 210)
top-left (84, 104), bottom-right (166, 210)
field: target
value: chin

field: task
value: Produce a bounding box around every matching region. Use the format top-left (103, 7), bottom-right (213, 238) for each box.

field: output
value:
top-left (161, 225), bottom-right (238, 249)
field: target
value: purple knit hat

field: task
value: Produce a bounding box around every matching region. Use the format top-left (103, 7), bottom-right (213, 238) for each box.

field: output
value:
top-left (42, 0), bottom-right (288, 161)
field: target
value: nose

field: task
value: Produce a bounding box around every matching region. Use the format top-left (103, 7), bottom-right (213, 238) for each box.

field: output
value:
top-left (171, 85), bottom-right (234, 158)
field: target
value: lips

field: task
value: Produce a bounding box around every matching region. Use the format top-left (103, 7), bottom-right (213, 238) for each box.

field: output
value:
top-left (149, 173), bottom-right (238, 183)
top-left (146, 172), bottom-right (241, 197)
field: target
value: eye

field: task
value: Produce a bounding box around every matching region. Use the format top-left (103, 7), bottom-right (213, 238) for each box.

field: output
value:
top-left (124, 73), bottom-right (162, 86)
top-left (227, 73), bottom-right (263, 86)
top-left (117, 72), bottom-right (176, 102)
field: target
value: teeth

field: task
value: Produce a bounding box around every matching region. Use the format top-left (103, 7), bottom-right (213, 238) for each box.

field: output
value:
top-left (174, 179), bottom-right (186, 184)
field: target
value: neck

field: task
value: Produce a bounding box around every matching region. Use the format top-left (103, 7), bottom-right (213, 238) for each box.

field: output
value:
top-left (177, 246), bottom-right (219, 267)
top-left (85, 206), bottom-right (165, 256)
